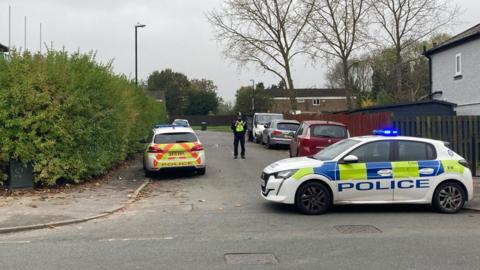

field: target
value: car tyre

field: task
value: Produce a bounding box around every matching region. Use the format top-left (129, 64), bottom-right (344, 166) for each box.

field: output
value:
top-left (196, 168), bottom-right (206, 175)
top-left (295, 182), bottom-right (331, 215)
top-left (144, 169), bottom-right (154, 178)
top-left (432, 181), bottom-right (466, 214)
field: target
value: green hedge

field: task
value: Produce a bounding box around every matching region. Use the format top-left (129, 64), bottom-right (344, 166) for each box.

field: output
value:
top-left (0, 51), bottom-right (166, 185)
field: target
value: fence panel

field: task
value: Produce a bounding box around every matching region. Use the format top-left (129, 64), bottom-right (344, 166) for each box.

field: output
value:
top-left (285, 112), bottom-right (392, 136)
top-left (393, 116), bottom-right (480, 176)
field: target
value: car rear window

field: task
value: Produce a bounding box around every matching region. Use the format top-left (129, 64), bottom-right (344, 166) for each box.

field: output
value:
top-left (311, 125), bottom-right (347, 138)
top-left (397, 141), bottom-right (436, 161)
top-left (277, 123), bottom-right (299, 131)
top-left (154, 133), bottom-right (197, 144)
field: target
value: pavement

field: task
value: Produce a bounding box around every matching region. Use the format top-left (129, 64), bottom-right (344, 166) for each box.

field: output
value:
top-left (0, 132), bottom-right (480, 270)
top-left (465, 177), bottom-right (480, 211)
top-left (0, 155), bottom-right (149, 233)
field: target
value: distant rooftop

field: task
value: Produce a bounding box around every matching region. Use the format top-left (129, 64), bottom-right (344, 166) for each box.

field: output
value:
top-left (266, 88), bottom-right (346, 98)
top-left (0, 43), bottom-right (8, 52)
top-left (425, 23), bottom-right (480, 56)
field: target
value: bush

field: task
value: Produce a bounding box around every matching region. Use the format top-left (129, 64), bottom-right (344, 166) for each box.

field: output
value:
top-left (0, 50), bottom-right (166, 185)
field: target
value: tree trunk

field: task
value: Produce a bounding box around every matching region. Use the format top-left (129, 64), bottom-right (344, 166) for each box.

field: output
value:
top-left (395, 47), bottom-right (403, 102)
top-left (285, 61), bottom-right (297, 111)
top-left (342, 59), bottom-right (353, 110)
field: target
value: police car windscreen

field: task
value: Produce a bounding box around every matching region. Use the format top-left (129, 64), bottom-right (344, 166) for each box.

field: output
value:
top-left (311, 125), bottom-right (347, 138)
top-left (154, 133), bottom-right (197, 144)
top-left (277, 123), bottom-right (300, 131)
top-left (314, 139), bottom-right (360, 160)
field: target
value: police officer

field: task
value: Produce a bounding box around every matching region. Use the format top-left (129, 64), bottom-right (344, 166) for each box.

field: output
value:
top-left (231, 113), bottom-right (247, 159)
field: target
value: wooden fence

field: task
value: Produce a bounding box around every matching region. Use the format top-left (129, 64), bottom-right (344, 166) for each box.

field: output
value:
top-left (285, 112), bottom-right (393, 137)
top-left (393, 116), bottom-right (480, 175)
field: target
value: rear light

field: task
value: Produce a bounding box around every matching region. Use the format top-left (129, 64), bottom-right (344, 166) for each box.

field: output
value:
top-left (458, 159), bottom-right (469, 168)
top-left (271, 130), bottom-right (282, 135)
top-left (191, 144), bottom-right (204, 151)
top-left (147, 145), bottom-right (163, 153)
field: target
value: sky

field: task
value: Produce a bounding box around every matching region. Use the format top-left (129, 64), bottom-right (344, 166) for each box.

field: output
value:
top-left (0, 0), bottom-right (479, 102)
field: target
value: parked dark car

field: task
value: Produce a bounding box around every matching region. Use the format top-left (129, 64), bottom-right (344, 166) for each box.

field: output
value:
top-left (261, 119), bottom-right (300, 148)
top-left (289, 121), bottom-right (350, 157)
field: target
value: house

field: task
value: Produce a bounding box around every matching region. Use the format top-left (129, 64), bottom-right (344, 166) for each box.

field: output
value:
top-left (0, 43), bottom-right (9, 59)
top-left (343, 100), bottom-right (456, 118)
top-left (425, 23), bottom-right (480, 115)
top-left (266, 88), bottom-right (354, 114)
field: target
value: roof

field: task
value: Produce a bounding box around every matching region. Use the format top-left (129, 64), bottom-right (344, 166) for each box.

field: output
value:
top-left (302, 120), bottom-right (346, 126)
top-left (343, 100), bottom-right (456, 114)
top-left (351, 135), bottom-right (443, 145)
top-left (267, 88), bottom-right (346, 98)
top-left (425, 23), bottom-right (480, 56)
top-left (0, 43), bottom-right (8, 52)
top-left (153, 126), bottom-right (194, 135)
top-left (271, 119), bottom-right (299, 124)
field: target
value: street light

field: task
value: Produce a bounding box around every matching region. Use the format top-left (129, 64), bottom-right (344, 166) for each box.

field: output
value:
top-left (250, 79), bottom-right (255, 113)
top-left (135, 23), bottom-right (146, 85)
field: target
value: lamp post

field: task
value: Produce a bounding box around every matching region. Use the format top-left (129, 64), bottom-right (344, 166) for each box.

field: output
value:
top-left (250, 79), bottom-right (255, 113)
top-left (135, 23), bottom-right (146, 85)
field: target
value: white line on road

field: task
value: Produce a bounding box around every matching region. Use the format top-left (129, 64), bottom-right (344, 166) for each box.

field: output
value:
top-left (98, 237), bottom-right (175, 242)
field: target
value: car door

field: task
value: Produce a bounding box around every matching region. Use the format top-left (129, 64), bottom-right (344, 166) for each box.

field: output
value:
top-left (336, 141), bottom-right (394, 202)
top-left (392, 140), bottom-right (438, 201)
top-left (290, 123), bottom-right (306, 157)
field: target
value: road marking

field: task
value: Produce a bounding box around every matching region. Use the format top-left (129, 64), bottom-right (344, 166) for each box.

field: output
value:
top-left (0, 241), bottom-right (31, 244)
top-left (98, 237), bottom-right (175, 242)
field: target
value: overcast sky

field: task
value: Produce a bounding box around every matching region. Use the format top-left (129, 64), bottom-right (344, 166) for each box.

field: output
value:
top-left (1, 0), bottom-right (479, 102)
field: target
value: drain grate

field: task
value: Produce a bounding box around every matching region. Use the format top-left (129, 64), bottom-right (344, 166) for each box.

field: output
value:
top-left (224, 253), bottom-right (278, 265)
top-left (334, 225), bottom-right (382, 234)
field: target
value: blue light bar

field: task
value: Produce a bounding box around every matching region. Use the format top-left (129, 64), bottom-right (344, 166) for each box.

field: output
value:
top-left (372, 129), bottom-right (399, 136)
top-left (154, 124), bottom-right (188, 129)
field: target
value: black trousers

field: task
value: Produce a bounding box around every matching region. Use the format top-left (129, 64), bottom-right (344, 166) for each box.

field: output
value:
top-left (233, 133), bottom-right (246, 157)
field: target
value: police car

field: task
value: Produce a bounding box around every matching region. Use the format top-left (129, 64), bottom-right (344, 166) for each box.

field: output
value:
top-left (143, 125), bottom-right (206, 176)
top-left (261, 130), bottom-right (474, 214)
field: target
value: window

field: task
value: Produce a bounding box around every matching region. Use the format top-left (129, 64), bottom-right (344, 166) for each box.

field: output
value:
top-left (314, 139), bottom-right (361, 161)
top-left (310, 125), bottom-right (348, 138)
top-left (348, 141), bottom-right (392, 163)
top-left (296, 124), bottom-right (306, 136)
top-left (396, 141), bottom-right (436, 161)
top-left (154, 132), bottom-right (198, 144)
top-left (297, 98), bottom-right (305, 103)
top-left (455, 53), bottom-right (462, 76)
top-left (313, 99), bottom-right (320, 106)
top-left (277, 123), bottom-right (300, 131)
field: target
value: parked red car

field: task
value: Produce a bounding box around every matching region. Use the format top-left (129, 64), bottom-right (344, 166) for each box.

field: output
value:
top-left (289, 121), bottom-right (350, 157)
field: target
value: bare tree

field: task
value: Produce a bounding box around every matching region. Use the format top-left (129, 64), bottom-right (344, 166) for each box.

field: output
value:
top-left (307, 0), bottom-right (370, 109)
top-left (370, 0), bottom-right (458, 100)
top-left (207, 0), bottom-right (316, 109)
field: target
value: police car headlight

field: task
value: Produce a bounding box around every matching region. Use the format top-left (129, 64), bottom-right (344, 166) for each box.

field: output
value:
top-left (274, 169), bottom-right (298, 179)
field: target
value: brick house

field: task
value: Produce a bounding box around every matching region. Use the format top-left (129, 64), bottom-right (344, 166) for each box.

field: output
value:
top-left (266, 88), bottom-right (354, 114)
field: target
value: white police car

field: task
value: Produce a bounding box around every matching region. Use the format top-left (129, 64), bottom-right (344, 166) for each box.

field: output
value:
top-left (261, 130), bottom-right (474, 214)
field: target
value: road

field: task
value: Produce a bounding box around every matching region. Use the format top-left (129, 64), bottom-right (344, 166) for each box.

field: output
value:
top-left (0, 131), bottom-right (479, 270)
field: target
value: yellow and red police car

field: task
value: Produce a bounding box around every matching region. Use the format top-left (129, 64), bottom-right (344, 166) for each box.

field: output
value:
top-left (143, 125), bottom-right (206, 176)
top-left (261, 130), bottom-right (474, 214)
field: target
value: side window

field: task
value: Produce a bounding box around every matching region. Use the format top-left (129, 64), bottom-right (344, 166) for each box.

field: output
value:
top-left (296, 124), bottom-right (305, 137)
top-left (397, 141), bottom-right (436, 161)
top-left (349, 141), bottom-right (392, 163)
top-left (455, 53), bottom-right (462, 76)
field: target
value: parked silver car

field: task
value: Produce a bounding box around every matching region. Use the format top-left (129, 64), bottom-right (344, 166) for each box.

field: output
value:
top-left (261, 119), bottom-right (300, 148)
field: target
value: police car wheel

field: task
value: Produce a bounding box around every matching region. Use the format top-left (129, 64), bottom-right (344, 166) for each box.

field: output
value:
top-left (295, 182), bottom-right (331, 215)
top-left (433, 182), bottom-right (466, 214)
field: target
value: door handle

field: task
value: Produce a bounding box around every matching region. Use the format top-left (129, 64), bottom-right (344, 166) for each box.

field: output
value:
top-left (377, 169), bottom-right (392, 177)
top-left (419, 168), bottom-right (435, 175)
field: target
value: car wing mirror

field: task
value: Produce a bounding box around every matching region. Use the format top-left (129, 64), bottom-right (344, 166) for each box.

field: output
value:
top-left (339, 155), bottom-right (359, 164)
